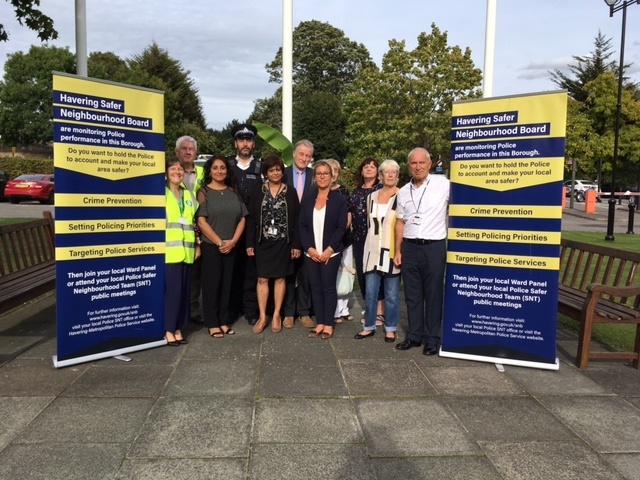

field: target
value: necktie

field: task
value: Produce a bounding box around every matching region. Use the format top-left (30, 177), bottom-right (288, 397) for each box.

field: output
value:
top-left (296, 171), bottom-right (303, 201)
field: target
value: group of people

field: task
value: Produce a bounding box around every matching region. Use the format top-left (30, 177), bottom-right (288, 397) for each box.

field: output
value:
top-left (163, 124), bottom-right (449, 356)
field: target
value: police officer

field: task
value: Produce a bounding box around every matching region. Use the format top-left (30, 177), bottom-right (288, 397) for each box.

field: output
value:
top-left (227, 123), bottom-right (262, 325)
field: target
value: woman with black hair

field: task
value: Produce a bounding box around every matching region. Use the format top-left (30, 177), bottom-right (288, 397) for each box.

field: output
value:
top-left (196, 155), bottom-right (248, 338)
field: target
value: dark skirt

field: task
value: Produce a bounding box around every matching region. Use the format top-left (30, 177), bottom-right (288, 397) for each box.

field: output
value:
top-left (255, 238), bottom-right (293, 278)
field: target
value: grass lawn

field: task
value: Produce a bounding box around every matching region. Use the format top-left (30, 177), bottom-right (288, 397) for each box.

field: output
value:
top-left (560, 231), bottom-right (639, 353)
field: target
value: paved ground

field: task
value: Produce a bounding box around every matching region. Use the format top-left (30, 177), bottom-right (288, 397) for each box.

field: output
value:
top-left (0, 206), bottom-right (639, 479)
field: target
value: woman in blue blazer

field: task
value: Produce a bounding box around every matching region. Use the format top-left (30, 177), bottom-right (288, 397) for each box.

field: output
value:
top-left (298, 160), bottom-right (348, 339)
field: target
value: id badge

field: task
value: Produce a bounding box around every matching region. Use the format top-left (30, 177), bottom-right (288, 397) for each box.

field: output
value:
top-left (411, 215), bottom-right (422, 225)
top-left (179, 217), bottom-right (189, 225)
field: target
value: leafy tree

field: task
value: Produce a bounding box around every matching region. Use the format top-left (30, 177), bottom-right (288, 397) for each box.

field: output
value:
top-left (126, 42), bottom-right (206, 131)
top-left (0, 0), bottom-right (57, 42)
top-left (0, 45), bottom-right (74, 145)
top-left (293, 91), bottom-right (346, 161)
top-left (88, 51), bottom-right (129, 83)
top-left (266, 20), bottom-right (375, 98)
top-left (344, 24), bottom-right (482, 165)
top-left (551, 32), bottom-right (621, 103)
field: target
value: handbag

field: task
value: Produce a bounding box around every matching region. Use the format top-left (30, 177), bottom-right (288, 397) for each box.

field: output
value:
top-left (336, 258), bottom-right (355, 296)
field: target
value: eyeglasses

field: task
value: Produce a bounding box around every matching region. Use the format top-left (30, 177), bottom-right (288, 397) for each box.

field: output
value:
top-left (315, 172), bottom-right (331, 177)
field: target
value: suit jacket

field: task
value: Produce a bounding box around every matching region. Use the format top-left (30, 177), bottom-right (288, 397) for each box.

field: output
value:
top-left (299, 189), bottom-right (348, 254)
top-left (285, 165), bottom-right (313, 201)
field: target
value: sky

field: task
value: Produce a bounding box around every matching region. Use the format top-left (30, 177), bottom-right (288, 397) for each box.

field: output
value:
top-left (1, 0), bottom-right (639, 132)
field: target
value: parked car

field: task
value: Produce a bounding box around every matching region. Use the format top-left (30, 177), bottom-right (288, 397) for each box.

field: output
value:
top-left (194, 154), bottom-right (213, 168)
top-left (564, 180), bottom-right (600, 202)
top-left (5, 174), bottom-right (55, 204)
top-left (0, 169), bottom-right (8, 200)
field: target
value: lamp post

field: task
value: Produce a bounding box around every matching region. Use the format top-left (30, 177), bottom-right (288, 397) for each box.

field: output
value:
top-left (603, 0), bottom-right (639, 241)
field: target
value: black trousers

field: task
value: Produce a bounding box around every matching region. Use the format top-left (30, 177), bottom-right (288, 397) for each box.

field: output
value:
top-left (229, 235), bottom-right (259, 321)
top-left (165, 262), bottom-right (191, 332)
top-left (304, 254), bottom-right (341, 327)
top-left (201, 242), bottom-right (236, 329)
top-left (400, 240), bottom-right (446, 347)
top-left (284, 256), bottom-right (312, 317)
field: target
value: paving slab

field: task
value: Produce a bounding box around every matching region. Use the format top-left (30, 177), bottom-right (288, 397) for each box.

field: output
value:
top-left (128, 396), bottom-right (252, 458)
top-left (253, 398), bottom-right (362, 443)
top-left (0, 443), bottom-right (128, 480)
top-left (182, 331), bottom-right (261, 361)
top-left (602, 453), bottom-right (640, 480)
top-left (0, 358), bottom-right (88, 396)
top-left (504, 362), bottom-right (613, 396)
top-left (0, 335), bottom-right (45, 365)
top-left (109, 343), bottom-right (184, 366)
top-left (538, 396), bottom-right (640, 453)
top-left (164, 358), bottom-right (257, 398)
top-left (340, 359), bottom-right (436, 397)
top-left (15, 397), bottom-right (154, 444)
top-left (258, 363), bottom-right (347, 398)
top-left (116, 458), bottom-right (247, 480)
top-left (249, 444), bottom-right (375, 480)
top-left (355, 398), bottom-right (479, 456)
top-left (583, 365), bottom-right (640, 397)
top-left (61, 364), bottom-right (174, 398)
top-left (371, 457), bottom-right (502, 480)
top-left (444, 396), bottom-right (576, 442)
top-left (15, 337), bottom-right (56, 359)
top-left (0, 396), bottom-right (53, 450)
top-left (423, 365), bottom-right (524, 396)
top-left (261, 338), bottom-right (337, 366)
top-left (330, 336), bottom-right (408, 360)
top-left (480, 440), bottom-right (625, 480)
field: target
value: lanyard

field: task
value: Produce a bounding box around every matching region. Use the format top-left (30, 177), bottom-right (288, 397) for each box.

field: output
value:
top-left (409, 178), bottom-right (429, 214)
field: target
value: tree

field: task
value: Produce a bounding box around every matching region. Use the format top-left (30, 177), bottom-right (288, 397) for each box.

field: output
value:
top-left (344, 24), bottom-right (482, 165)
top-left (126, 42), bottom-right (206, 131)
top-left (0, 45), bottom-right (74, 145)
top-left (551, 32), bottom-right (619, 103)
top-left (88, 51), bottom-right (129, 83)
top-left (293, 91), bottom-right (346, 160)
top-left (0, 0), bottom-right (57, 42)
top-left (266, 20), bottom-right (375, 98)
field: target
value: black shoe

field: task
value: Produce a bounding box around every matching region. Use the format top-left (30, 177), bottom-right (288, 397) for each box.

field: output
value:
top-left (354, 330), bottom-right (375, 340)
top-left (384, 332), bottom-right (396, 343)
top-left (191, 315), bottom-right (204, 325)
top-left (396, 339), bottom-right (421, 351)
top-left (423, 345), bottom-right (438, 356)
top-left (247, 317), bottom-right (258, 326)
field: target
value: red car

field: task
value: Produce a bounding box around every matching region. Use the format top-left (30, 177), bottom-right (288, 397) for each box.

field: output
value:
top-left (5, 174), bottom-right (55, 204)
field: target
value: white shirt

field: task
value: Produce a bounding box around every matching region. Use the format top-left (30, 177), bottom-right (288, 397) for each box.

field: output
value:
top-left (396, 174), bottom-right (449, 240)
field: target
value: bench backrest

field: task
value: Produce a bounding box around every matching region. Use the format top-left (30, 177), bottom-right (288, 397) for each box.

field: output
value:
top-left (560, 238), bottom-right (640, 307)
top-left (0, 211), bottom-right (55, 277)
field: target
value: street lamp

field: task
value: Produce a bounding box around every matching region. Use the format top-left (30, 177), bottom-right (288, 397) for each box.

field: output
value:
top-left (603, 0), bottom-right (639, 241)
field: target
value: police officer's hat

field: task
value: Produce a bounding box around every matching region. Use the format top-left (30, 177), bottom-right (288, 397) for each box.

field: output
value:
top-left (231, 123), bottom-right (258, 139)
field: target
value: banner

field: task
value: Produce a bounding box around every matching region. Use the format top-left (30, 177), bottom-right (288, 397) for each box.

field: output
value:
top-left (441, 91), bottom-right (567, 370)
top-left (52, 73), bottom-right (166, 368)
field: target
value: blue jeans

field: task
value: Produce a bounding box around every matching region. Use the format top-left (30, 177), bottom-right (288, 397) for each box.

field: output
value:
top-left (364, 272), bottom-right (400, 332)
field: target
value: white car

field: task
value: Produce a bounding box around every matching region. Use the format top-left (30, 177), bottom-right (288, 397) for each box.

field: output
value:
top-left (564, 180), bottom-right (599, 202)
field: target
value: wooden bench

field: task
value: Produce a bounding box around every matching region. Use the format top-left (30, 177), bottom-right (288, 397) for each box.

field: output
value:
top-left (559, 239), bottom-right (640, 369)
top-left (0, 211), bottom-right (56, 315)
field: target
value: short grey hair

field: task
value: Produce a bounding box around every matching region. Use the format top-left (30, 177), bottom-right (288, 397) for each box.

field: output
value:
top-left (379, 159), bottom-right (399, 175)
top-left (294, 139), bottom-right (314, 154)
top-left (175, 135), bottom-right (198, 151)
top-left (407, 147), bottom-right (430, 162)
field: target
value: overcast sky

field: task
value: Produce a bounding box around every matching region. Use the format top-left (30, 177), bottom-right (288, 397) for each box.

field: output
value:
top-left (1, 0), bottom-right (639, 131)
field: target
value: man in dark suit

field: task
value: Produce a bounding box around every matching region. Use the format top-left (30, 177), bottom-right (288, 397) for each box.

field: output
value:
top-left (283, 139), bottom-right (315, 328)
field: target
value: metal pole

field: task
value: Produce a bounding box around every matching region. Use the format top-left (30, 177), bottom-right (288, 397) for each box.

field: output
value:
top-left (605, 1), bottom-right (627, 241)
top-left (483, 0), bottom-right (497, 98)
top-left (282, 0), bottom-right (293, 142)
top-left (75, 0), bottom-right (87, 76)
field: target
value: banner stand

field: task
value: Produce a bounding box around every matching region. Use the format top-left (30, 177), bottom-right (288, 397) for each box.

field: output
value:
top-left (52, 339), bottom-right (167, 369)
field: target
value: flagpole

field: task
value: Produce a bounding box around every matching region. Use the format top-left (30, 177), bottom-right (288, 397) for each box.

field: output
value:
top-left (282, 0), bottom-right (293, 141)
top-left (483, 0), bottom-right (497, 98)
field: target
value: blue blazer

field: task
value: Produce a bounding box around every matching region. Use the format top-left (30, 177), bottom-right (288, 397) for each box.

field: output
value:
top-left (299, 189), bottom-right (348, 254)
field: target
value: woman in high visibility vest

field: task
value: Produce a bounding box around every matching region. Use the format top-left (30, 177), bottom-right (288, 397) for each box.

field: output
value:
top-left (165, 156), bottom-right (199, 346)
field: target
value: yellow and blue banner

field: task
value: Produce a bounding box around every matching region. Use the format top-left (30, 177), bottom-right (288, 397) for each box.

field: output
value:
top-left (440, 91), bottom-right (567, 370)
top-left (52, 73), bottom-right (166, 368)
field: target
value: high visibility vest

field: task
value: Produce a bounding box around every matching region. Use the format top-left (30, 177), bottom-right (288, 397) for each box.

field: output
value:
top-left (193, 165), bottom-right (205, 196)
top-left (165, 186), bottom-right (197, 264)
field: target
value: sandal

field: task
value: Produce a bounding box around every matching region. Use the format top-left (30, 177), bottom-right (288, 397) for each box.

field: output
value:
top-left (335, 317), bottom-right (343, 324)
top-left (209, 329), bottom-right (224, 338)
top-left (308, 327), bottom-right (323, 338)
top-left (376, 314), bottom-right (385, 326)
top-left (221, 326), bottom-right (235, 335)
top-left (321, 327), bottom-right (334, 340)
